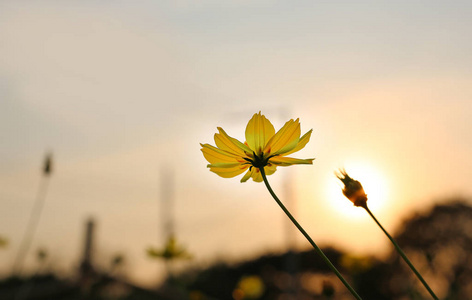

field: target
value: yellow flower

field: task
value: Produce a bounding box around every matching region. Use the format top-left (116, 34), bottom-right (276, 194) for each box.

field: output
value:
top-left (233, 275), bottom-right (265, 299)
top-left (147, 235), bottom-right (192, 260)
top-left (201, 111), bottom-right (314, 183)
top-left (336, 169), bottom-right (368, 208)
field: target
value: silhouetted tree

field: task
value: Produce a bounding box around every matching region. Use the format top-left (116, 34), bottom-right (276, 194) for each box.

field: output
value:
top-left (387, 199), bottom-right (472, 299)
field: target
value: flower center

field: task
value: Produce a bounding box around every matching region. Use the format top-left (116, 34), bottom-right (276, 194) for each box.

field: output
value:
top-left (242, 151), bottom-right (275, 169)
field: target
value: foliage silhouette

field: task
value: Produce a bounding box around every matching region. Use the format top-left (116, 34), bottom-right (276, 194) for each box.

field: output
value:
top-left (168, 199), bottom-right (472, 300)
top-left (387, 199), bottom-right (472, 299)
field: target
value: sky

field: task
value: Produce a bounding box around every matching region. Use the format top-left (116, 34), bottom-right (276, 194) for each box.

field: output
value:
top-left (1, 0), bottom-right (471, 287)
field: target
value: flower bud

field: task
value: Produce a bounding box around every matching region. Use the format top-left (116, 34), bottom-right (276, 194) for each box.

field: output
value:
top-left (43, 153), bottom-right (53, 176)
top-left (336, 169), bottom-right (367, 208)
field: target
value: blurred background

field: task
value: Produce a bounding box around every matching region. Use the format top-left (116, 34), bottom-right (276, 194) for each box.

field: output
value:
top-left (1, 1), bottom-right (471, 299)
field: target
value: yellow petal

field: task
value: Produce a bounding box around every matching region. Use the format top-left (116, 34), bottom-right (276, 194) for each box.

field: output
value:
top-left (240, 165), bottom-right (277, 183)
top-left (245, 112), bottom-right (275, 154)
top-left (264, 119), bottom-right (300, 156)
top-left (251, 168), bottom-right (263, 182)
top-left (207, 162), bottom-right (242, 168)
top-left (269, 156), bottom-right (314, 166)
top-left (200, 144), bottom-right (240, 164)
top-left (283, 129), bottom-right (312, 156)
top-left (215, 127), bottom-right (252, 156)
top-left (264, 164), bottom-right (277, 176)
top-left (240, 168), bottom-right (254, 183)
top-left (209, 164), bottom-right (249, 178)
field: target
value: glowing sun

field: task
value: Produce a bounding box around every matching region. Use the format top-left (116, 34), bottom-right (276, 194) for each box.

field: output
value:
top-left (326, 162), bottom-right (389, 219)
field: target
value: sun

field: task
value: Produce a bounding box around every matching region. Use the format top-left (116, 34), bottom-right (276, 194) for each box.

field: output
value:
top-left (326, 162), bottom-right (389, 220)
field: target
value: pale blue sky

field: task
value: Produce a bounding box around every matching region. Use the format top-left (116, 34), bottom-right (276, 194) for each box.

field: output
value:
top-left (1, 0), bottom-right (471, 286)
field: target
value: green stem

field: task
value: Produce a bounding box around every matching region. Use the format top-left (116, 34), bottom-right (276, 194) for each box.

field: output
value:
top-left (259, 167), bottom-right (362, 300)
top-left (363, 205), bottom-right (438, 300)
top-left (12, 174), bottom-right (51, 276)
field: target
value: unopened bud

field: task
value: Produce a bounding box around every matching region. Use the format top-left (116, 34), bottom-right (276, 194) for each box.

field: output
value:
top-left (43, 153), bottom-right (53, 176)
top-left (336, 169), bottom-right (367, 208)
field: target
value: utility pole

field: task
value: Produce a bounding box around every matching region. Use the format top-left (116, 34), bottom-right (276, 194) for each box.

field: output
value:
top-left (79, 218), bottom-right (96, 278)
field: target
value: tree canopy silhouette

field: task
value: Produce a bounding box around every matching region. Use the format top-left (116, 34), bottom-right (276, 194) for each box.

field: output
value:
top-left (388, 199), bottom-right (472, 299)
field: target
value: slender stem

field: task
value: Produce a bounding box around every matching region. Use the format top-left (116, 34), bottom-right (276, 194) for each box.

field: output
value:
top-left (259, 167), bottom-right (362, 300)
top-left (363, 205), bottom-right (438, 300)
top-left (12, 175), bottom-right (51, 276)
